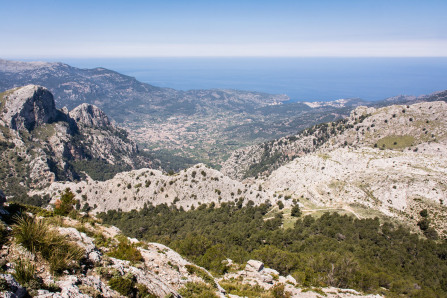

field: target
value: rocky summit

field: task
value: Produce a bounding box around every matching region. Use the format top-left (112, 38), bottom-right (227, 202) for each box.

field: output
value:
top-left (1, 85), bottom-right (58, 131)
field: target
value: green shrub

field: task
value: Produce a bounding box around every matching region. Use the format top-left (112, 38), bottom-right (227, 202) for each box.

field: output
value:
top-left (270, 283), bottom-right (290, 298)
top-left (220, 280), bottom-right (265, 297)
top-left (185, 264), bottom-right (217, 288)
top-left (135, 283), bottom-right (157, 298)
top-left (178, 282), bottom-right (218, 298)
top-left (291, 204), bottom-right (301, 217)
top-left (108, 275), bottom-right (134, 296)
top-left (79, 285), bottom-right (102, 298)
top-left (12, 215), bottom-right (47, 252)
top-left (46, 244), bottom-right (84, 275)
top-left (54, 188), bottom-right (76, 216)
top-left (417, 218), bottom-right (430, 231)
top-left (277, 201), bottom-right (284, 210)
top-left (95, 267), bottom-right (120, 280)
top-left (107, 238), bottom-right (144, 263)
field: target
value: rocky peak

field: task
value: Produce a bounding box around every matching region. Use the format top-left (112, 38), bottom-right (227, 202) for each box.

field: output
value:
top-left (0, 85), bottom-right (57, 131)
top-left (69, 103), bottom-right (111, 127)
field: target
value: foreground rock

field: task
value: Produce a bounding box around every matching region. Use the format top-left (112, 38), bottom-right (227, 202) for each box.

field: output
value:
top-left (0, 215), bottom-right (225, 298)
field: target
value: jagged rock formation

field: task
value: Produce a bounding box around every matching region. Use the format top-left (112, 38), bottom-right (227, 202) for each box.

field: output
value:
top-left (69, 103), bottom-right (111, 127)
top-left (1, 85), bottom-right (58, 131)
top-left (33, 164), bottom-right (271, 214)
top-left (0, 85), bottom-right (152, 197)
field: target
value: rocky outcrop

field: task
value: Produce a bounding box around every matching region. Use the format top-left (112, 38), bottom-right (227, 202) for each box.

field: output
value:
top-left (69, 103), bottom-right (111, 127)
top-left (221, 260), bottom-right (381, 298)
top-left (57, 227), bottom-right (102, 263)
top-left (0, 85), bottom-right (58, 131)
top-left (0, 216), bottom-right (225, 298)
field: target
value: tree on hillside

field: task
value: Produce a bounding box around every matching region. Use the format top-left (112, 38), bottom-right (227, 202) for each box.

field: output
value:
top-left (291, 204), bottom-right (301, 217)
top-left (54, 188), bottom-right (75, 216)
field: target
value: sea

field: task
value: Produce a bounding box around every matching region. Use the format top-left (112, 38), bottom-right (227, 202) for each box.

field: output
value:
top-left (54, 57), bottom-right (447, 102)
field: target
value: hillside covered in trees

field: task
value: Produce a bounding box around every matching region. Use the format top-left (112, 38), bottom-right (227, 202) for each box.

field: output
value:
top-left (99, 202), bottom-right (447, 297)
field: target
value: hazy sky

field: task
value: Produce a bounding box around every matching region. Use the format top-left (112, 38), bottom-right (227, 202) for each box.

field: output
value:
top-left (1, 0), bottom-right (446, 58)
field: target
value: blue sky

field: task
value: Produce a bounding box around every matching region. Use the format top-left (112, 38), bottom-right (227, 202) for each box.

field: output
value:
top-left (1, 0), bottom-right (446, 57)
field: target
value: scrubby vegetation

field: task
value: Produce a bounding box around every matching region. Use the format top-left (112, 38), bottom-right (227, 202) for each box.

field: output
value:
top-left (178, 282), bottom-right (219, 298)
top-left (107, 236), bottom-right (144, 263)
top-left (99, 202), bottom-right (447, 296)
top-left (12, 215), bottom-right (85, 275)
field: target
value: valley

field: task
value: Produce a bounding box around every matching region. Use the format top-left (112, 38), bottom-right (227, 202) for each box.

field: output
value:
top-left (0, 59), bottom-right (366, 167)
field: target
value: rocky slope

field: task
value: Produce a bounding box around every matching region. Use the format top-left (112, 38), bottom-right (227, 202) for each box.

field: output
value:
top-left (0, 204), bottom-right (223, 297)
top-left (0, 85), bottom-right (153, 198)
top-left (263, 146), bottom-right (447, 235)
top-left (31, 100), bottom-right (447, 235)
top-left (224, 100), bottom-right (447, 235)
top-left (222, 101), bottom-right (447, 180)
top-left (33, 164), bottom-right (272, 214)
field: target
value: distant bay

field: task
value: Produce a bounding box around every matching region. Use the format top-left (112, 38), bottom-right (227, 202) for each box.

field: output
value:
top-left (39, 57), bottom-right (447, 102)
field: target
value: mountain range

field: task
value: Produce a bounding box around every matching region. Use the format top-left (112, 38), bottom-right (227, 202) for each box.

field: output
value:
top-left (0, 59), bottom-right (372, 167)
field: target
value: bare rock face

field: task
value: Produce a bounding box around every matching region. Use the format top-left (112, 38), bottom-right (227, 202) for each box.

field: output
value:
top-left (69, 103), bottom-right (111, 127)
top-left (1, 85), bottom-right (57, 131)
